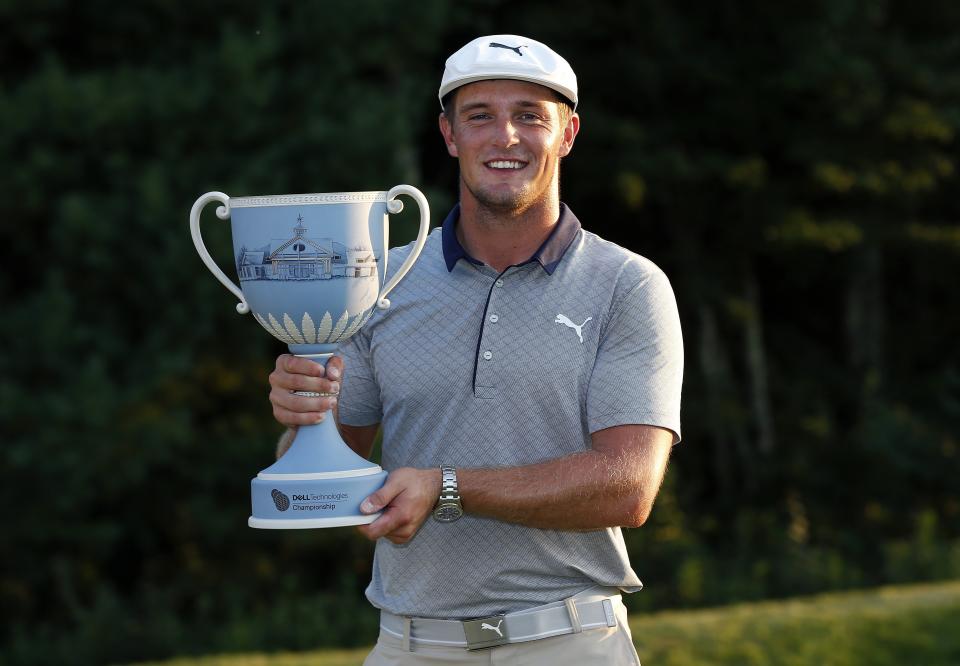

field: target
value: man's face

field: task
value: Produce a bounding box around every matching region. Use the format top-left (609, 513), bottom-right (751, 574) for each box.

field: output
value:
top-left (439, 79), bottom-right (579, 215)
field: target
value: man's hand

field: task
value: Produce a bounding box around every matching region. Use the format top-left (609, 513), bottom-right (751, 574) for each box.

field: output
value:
top-left (357, 468), bottom-right (442, 544)
top-left (268, 353), bottom-right (343, 427)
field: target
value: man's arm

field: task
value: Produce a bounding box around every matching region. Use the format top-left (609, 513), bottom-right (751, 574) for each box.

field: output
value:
top-left (461, 424), bottom-right (672, 529)
top-left (356, 424), bottom-right (673, 542)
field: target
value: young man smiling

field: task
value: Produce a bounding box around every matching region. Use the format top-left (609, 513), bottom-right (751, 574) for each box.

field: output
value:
top-left (268, 35), bottom-right (684, 664)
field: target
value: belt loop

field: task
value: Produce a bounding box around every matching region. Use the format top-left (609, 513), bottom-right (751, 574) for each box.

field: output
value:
top-left (402, 616), bottom-right (412, 652)
top-left (564, 597), bottom-right (583, 634)
top-left (602, 599), bottom-right (617, 627)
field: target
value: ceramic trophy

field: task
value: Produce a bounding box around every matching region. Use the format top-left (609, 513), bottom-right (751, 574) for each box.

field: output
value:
top-left (189, 186), bottom-right (429, 528)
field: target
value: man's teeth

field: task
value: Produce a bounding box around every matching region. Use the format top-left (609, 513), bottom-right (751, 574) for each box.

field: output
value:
top-left (487, 160), bottom-right (525, 169)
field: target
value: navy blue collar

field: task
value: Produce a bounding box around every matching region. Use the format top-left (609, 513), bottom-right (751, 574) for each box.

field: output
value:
top-left (441, 203), bottom-right (582, 275)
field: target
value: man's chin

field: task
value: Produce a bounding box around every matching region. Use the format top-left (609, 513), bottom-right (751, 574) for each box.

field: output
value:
top-left (472, 188), bottom-right (531, 213)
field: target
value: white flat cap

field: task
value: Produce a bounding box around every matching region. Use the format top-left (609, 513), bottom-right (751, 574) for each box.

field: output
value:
top-left (439, 35), bottom-right (578, 110)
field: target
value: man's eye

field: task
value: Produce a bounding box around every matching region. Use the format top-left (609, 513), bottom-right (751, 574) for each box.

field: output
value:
top-left (467, 113), bottom-right (491, 121)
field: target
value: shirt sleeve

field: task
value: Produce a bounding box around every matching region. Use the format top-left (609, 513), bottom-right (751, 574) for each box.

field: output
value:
top-left (586, 266), bottom-right (684, 442)
top-left (336, 326), bottom-right (383, 427)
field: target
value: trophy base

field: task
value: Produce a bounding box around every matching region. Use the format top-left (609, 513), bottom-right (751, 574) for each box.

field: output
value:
top-left (248, 513), bottom-right (380, 529)
top-left (249, 466), bottom-right (389, 529)
top-left (248, 374), bottom-right (390, 530)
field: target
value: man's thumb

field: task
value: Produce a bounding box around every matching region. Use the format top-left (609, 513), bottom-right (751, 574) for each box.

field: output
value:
top-left (360, 489), bottom-right (388, 514)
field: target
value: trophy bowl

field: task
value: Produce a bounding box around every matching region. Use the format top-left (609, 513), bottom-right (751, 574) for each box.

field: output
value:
top-left (189, 185), bottom-right (429, 528)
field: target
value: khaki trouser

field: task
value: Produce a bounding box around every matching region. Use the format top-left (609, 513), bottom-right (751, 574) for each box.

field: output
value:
top-left (363, 596), bottom-right (640, 665)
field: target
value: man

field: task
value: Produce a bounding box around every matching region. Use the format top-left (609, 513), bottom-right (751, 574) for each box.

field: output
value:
top-left (268, 35), bottom-right (683, 665)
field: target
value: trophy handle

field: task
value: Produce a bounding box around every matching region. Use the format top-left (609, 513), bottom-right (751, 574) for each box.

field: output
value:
top-left (189, 191), bottom-right (250, 315)
top-left (377, 184), bottom-right (431, 309)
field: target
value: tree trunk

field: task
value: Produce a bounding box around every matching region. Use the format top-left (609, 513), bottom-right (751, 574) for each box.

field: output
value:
top-left (846, 244), bottom-right (884, 397)
top-left (744, 270), bottom-right (776, 454)
top-left (699, 303), bottom-right (751, 494)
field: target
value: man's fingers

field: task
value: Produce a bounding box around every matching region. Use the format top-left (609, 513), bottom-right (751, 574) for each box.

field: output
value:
top-left (279, 353), bottom-right (327, 377)
top-left (267, 354), bottom-right (344, 427)
top-left (357, 480), bottom-right (411, 541)
top-left (360, 482), bottom-right (403, 515)
top-left (359, 513), bottom-right (416, 545)
top-left (354, 469), bottom-right (436, 543)
top-left (270, 387), bottom-right (337, 413)
top-left (326, 355), bottom-right (344, 381)
top-left (270, 355), bottom-right (343, 393)
top-left (386, 530), bottom-right (415, 545)
top-left (271, 404), bottom-right (329, 427)
top-left (277, 353), bottom-right (345, 379)
top-left (357, 507), bottom-right (403, 541)
top-left (363, 515), bottom-right (416, 544)
top-left (278, 373), bottom-right (340, 395)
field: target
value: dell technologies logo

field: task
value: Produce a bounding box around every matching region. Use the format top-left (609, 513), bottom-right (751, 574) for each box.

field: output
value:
top-left (271, 489), bottom-right (290, 512)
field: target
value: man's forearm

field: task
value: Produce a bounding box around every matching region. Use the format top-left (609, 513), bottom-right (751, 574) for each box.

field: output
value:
top-left (458, 425), bottom-right (673, 530)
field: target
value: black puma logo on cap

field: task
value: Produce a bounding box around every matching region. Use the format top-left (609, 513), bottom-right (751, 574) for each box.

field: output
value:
top-left (489, 42), bottom-right (527, 56)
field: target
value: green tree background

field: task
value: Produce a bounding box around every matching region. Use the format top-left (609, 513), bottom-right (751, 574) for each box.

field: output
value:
top-left (1, 1), bottom-right (958, 664)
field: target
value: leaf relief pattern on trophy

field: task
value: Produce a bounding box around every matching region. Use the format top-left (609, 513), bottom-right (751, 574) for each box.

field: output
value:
top-left (329, 310), bottom-right (350, 342)
top-left (283, 313), bottom-right (307, 344)
top-left (342, 309), bottom-right (369, 339)
top-left (359, 308), bottom-right (375, 331)
top-left (316, 312), bottom-right (333, 343)
top-left (254, 313), bottom-right (276, 339)
top-left (253, 309), bottom-right (371, 345)
top-left (301, 313), bottom-right (317, 344)
top-left (341, 312), bottom-right (362, 340)
top-left (267, 313), bottom-right (295, 344)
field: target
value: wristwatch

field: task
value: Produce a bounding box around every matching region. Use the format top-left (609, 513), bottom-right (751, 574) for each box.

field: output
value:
top-left (433, 464), bottom-right (464, 522)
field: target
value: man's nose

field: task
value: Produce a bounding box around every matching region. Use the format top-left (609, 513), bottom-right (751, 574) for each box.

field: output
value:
top-left (492, 119), bottom-right (520, 147)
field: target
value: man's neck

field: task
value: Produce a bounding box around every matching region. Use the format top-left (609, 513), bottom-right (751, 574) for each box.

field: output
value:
top-left (456, 196), bottom-right (561, 273)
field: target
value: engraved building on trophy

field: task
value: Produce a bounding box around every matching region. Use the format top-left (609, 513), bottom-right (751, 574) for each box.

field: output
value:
top-left (236, 214), bottom-right (376, 281)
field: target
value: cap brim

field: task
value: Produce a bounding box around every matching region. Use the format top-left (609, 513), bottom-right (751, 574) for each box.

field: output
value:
top-left (439, 74), bottom-right (577, 109)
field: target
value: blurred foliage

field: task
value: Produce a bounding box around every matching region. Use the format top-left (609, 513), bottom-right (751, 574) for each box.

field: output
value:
top-left (1, 0), bottom-right (959, 664)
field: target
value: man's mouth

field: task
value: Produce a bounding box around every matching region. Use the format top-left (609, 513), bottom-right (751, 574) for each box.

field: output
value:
top-left (485, 160), bottom-right (528, 170)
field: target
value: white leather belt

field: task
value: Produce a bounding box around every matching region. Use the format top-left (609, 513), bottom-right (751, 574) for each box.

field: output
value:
top-left (379, 588), bottom-right (621, 651)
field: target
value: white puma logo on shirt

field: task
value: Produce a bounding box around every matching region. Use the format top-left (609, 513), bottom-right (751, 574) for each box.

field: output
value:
top-left (481, 619), bottom-right (504, 637)
top-left (555, 313), bottom-right (593, 343)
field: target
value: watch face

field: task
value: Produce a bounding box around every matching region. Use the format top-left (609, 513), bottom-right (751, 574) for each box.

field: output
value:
top-left (434, 504), bottom-right (463, 522)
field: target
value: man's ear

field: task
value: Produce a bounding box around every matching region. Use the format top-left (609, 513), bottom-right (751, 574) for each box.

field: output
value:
top-left (558, 112), bottom-right (580, 158)
top-left (439, 112), bottom-right (459, 158)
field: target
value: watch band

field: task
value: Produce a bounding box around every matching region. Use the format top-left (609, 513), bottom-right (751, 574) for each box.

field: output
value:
top-left (433, 464), bottom-right (463, 522)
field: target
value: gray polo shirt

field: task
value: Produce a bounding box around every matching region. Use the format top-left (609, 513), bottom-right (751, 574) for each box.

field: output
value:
top-left (338, 204), bottom-right (683, 619)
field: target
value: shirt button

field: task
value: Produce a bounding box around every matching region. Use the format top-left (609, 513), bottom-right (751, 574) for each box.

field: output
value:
top-left (489, 314), bottom-right (499, 323)
top-left (482, 350), bottom-right (493, 360)
top-left (495, 279), bottom-right (504, 287)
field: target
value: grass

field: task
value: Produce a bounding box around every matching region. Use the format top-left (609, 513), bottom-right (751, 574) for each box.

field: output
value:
top-left (123, 650), bottom-right (370, 666)
top-left (126, 579), bottom-right (960, 666)
top-left (633, 580), bottom-right (960, 665)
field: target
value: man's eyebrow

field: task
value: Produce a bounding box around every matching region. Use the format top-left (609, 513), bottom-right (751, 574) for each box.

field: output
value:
top-left (458, 100), bottom-right (551, 114)
top-left (458, 101), bottom-right (491, 114)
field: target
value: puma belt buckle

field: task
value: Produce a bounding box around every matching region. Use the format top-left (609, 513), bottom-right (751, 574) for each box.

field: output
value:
top-left (462, 614), bottom-right (509, 650)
